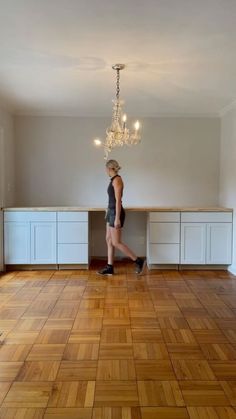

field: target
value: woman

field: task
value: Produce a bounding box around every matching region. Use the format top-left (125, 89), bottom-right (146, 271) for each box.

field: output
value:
top-left (98, 159), bottom-right (146, 275)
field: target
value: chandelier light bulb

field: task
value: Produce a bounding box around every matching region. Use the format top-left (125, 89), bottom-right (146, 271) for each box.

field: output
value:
top-left (94, 138), bottom-right (102, 147)
top-left (122, 114), bottom-right (127, 122)
top-left (134, 120), bottom-right (140, 131)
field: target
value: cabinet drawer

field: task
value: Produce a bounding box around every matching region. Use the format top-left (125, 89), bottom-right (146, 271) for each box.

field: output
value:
top-left (58, 244), bottom-right (88, 263)
top-left (149, 222), bottom-right (180, 243)
top-left (149, 212), bottom-right (180, 222)
top-left (57, 212), bottom-right (88, 222)
top-left (4, 211), bottom-right (56, 222)
top-left (58, 222), bottom-right (88, 243)
top-left (30, 212), bottom-right (56, 222)
top-left (181, 212), bottom-right (232, 223)
top-left (4, 212), bottom-right (31, 222)
top-left (149, 244), bottom-right (179, 264)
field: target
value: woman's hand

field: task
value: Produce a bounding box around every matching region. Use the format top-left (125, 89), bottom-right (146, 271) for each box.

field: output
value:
top-left (114, 218), bottom-right (121, 229)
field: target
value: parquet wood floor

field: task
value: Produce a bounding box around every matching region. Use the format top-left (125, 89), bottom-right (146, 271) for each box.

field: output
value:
top-left (0, 263), bottom-right (236, 418)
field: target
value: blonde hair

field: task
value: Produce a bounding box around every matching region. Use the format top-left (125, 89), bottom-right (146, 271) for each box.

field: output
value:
top-left (106, 159), bottom-right (121, 173)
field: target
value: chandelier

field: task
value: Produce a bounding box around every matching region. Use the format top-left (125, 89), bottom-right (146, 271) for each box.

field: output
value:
top-left (93, 64), bottom-right (141, 159)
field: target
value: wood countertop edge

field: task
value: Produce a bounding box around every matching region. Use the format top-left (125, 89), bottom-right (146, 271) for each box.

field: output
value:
top-left (2, 206), bottom-right (233, 212)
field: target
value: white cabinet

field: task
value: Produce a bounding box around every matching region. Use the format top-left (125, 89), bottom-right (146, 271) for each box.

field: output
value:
top-left (4, 222), bottom-right (30, 264)
top-left (57, 211), bottom-right (89, 264)
top-left (180, 212), bottom-right (232, 265)
top-left (4, 210), bottom-right (89, 266)
top-left (58, 222), bottom-right (88, 243)
top-left (57, 212), bottom-right (88, 222)
top-left (206, 223), bottom-right (232, 264)
top-left (181, 223), bottom-right (206, 264)
top-left (31, 222), bottom-right (57, 264)
top-left (149, 244), bottom-right (180, 264)
top-left (149, 223), bottom-right (180, 243)
top-left (4, 211), bottom-right (57, 265)
top-left (148, 212), bottom-right (180, 265)
top-left (58, 244), bottom-right (88, 264)
top-left (148, 211), bottom-right (233, 268)
top-left (3, 209), bottom-right (233, 269)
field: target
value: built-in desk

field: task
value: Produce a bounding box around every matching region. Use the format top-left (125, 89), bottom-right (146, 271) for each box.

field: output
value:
top-left (3, 207), bottom-right (233, 270)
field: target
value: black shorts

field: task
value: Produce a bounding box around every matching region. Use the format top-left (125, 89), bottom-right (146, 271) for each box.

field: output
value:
top-left (105, 207), bottom-right (126, 228)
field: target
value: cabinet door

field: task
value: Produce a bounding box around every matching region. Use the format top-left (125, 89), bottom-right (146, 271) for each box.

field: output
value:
top-left (181, 223), bottom-right (206, 264)
top-left (31, 222), bottom-right (56, 264)
top-left (4, 222), bottom-right (30, 264)
top-left (206, 223), bottom-right (232, 264)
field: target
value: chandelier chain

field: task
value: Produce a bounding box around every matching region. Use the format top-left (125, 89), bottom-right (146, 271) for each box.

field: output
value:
top-left (116, 69), bottom-right (120, 100)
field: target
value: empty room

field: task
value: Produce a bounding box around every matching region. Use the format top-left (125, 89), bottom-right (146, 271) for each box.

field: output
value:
top-left (0, 0), bottom-right (236, 418)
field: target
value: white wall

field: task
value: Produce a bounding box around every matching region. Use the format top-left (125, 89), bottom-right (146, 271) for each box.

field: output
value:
top-left (0, 107), bottom-right (15, 207)
top-left (0, 106), bottom-right (15, 270)
top-left (14, 115), bottom-right (220, 257)
top-left (219, 107), bottom-right (236, 273)
top-left (14, 116), bottom-right (220, 207)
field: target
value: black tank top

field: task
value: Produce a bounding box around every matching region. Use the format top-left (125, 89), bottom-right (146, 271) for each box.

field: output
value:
top-left (107, 175), bottom-right (123, 209)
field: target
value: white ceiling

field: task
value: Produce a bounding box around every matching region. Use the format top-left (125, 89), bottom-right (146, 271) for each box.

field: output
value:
top-left (0, 0), bottom-right (236, 116)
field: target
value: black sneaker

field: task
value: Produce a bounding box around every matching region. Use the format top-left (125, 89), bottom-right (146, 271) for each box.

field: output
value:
top-left (97, 265), bottom-right (114, 275)
top-left (135, 258), bottom-right (147, 275)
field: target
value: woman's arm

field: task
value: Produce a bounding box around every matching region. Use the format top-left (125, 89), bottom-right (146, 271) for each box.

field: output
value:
top-left (113, 177), bottom-right (123, 228)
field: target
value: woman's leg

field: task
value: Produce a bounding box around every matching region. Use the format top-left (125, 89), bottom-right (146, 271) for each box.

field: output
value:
top-left (106, 223), bottom-right (114, 265)
top-left (110, 227), bottom-right (137, 260)
top-left (99, 224), bottom-right (146, 275)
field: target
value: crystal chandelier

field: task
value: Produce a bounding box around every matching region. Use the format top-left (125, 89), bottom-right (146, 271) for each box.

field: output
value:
top-left (93, 64), bottom-right (141, 159)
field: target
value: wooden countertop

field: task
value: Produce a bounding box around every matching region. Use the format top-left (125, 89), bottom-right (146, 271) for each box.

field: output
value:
top-left (2, 206), bottom-right (233, 212)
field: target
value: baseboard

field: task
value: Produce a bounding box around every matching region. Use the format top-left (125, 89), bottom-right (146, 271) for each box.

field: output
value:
top-left (228, 265), bottom-right (236, 275)
top-left (91, 256), bottom-right (145, 261)
top-left (3, 261), bottom-right (234, 273)
top-left (147, 264), bottom-right (231, 271)
top-left (58, 264), bottom-right (88, 270)
top-left (5, 264), bottom-right (58, 271)
top-left (179, 265), bottom-right (230, 270)
top-left (148, 264), bottom-right (178, 270)
top-left (5, 264), bottom-right (90, 271)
